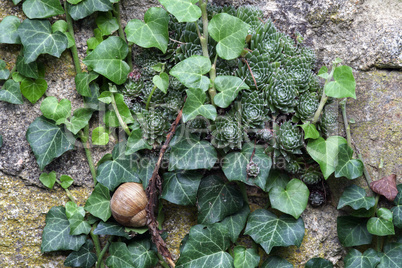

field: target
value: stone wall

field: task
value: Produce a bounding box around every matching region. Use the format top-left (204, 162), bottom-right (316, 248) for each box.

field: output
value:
top-left (0, 0), bottom-right (401, 267)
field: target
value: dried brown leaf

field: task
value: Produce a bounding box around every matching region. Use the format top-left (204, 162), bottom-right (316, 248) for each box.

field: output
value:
top-left (370, 174), bottom-right (398, 201)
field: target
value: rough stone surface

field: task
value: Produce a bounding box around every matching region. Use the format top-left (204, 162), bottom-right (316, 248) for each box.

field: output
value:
top-left (0, 0), bottom-right (401, 267)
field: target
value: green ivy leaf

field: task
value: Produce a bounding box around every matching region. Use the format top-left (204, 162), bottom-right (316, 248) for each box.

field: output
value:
top-left (197, 175), bottom-right (244, 225)
top-left (125, 128), bottom-right (152, 155)
top-left (245, 209), bottom-right (305, 254)
top-left (214, 75), bottom-right (249, 108)
top-left (41, 206), bottom-right (86, 252)
top-left (162, 171), bottom-right (203, 206)
top-left (153, 72), bottom-right (169, 93)
top-left (222, 143), bottom-right (272, 190)
top-left (84, 83), bottom-right (100, 110)
top-left (67, 0), bottom-right (83, 4)
top-left (334, 144), bottom-right (364, 179)
top-left (337, 184), bottom-right (376, 210)
top-left (136, 153), bottom-right (157, 189)
top-left (208, 13), bottom-right (250, 60)
top-left (39, 171), bottom-right (57, 189)
top-left (51, 20), bottom-right (75, 48)
top-left (337, 216), bottom-right (372, 247)
top-left (69, 213), bottom-right (91, 235)
top-left (0, 79), bottom-right (23, 104)
top-left (12, 0), bottom-right (23, 5)
top-left (98, 91), bottom-right (113, 104)
top-left (26, 116), bottom-right (75, 170)
top-left (20, 77), bottom-right (47, 104)
top-left (93, 221), bottom-right (130, 239)
top-left (106, 242), bottom-right (135, 268)
top-left (391, 205), bottom-right (402, 228)
top-left (87, 28), bottom-right (103, 51)
top-left (64, 240), bottom-right (97, 268)
top-left (305, 258), bottom-right (333, 268)
top-left (170, 55), bottom-right (211, 91)
top-left (18, 19), bottom-right (68, 64)
top-left (176, 224), bottom-right (233, 268)
top-left (84, 183), bottom-right (112, 222)
top-left (265, 169), bottom-right (290, 192)
top-left (394, 184), bottom-right (402, 205)
top-left (220, 204), bottom-right (250, 243)
top-left (378, 243), bottom-right (402, 268)
top-left (83, 36), bottom-right (130, 85)
top-left (16, 55), bottom-right (39, 79)
top-left (103, 93), bottom-right (135, 127)
top-left (75, 72), bottom-right (99, 97)
top-left (58, 108), bottom-right (93, 135)
top-left (67, 0), bottom-right (113, 21)
top-left (367, 208), bottom-right (395, 236)
top-left (306, 136), bottom-right (348, 179)
top-left (65, 202), bottom-right (85, 219)
top-left (158, 0), bottom-right (201, 22)
top-left (96, 143), bottom-right (140, 190)
top-left (59, 175), bottom-right (74, 189)
top-left (96, 12), bottom-right (119, 36)
top-left (301, 122), bottom-right (320, 139)
top-left (233, 246), bottom-right (260, 268)
top-left (269, 179), bottom-right (309, 219)
top-left (125, 7), bottom-right (169, 53)
top-left (0, 16), bottom-right (21, 44)
top-left (40, 96), bottom-right (71, 122)
top-left (182, 88), bottom-right (217, 122)
top-left (325, 65), bottom-right (356, 99)
top-left (344, 248), bottom-right (381, 268)
top-left (92, 126), bottom-right (109, 146)
top-left (261, 256), bottom-right (293, 268)
top-left (0, 60), bottom-right (10, 80)
top-left (22, 0), bottom-right (64, 19)
top-left (169, 133), bottom-right (217, 171)
top-left (127, 239), bottom-right (159, 268)
top-left (318, 66), bottom-right (329, 79)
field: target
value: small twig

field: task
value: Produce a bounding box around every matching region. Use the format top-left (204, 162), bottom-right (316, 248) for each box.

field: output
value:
top-left (242, 58), bottom-right (258, 90)
top-left (340, 99), bottom-right (352, 148)
top-left (111, 93), bottom-right (131, 136)
top-left (169, 38), bottom-right (187, 45)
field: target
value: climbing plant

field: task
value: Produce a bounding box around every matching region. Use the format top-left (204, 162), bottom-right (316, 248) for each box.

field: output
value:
top-left (0, 0), bottom-right (400, 267)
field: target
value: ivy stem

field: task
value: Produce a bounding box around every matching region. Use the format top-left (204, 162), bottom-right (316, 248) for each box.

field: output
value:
top-left (113, 2), bottom-right (133, 70)
top-left (340, 99), bottom-right (352, 148)
top-left (55, 179), bottom-right (76, 202)
top-left (146, 85), bottom-right (157, 110)
top-left (96, 235), bottom-right (113, 268)
top-left (79, 128), bottom-right (98, 185)
top-left (8, 64), bottom-right (17, 80)
top-left (64, 1), bottom-right (81, 74)
top-left (312, 64), bottom-right (336, 124)
top-left (90, 225), bottom-right (102, 268)
top-left (111, 93), bottom-right (131, 136)
top-left (157, 253), bottom-right (170, 268)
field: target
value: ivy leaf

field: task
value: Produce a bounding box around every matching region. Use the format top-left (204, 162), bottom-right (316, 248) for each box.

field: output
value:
top-left (334, 144), bottom-right (364, 180)
top-left (26, 116), bottom-right (75, 170)
top-left (378, 243), bottom-right (402, 268)
top-left (127, 239), bottom-right (159, 268)
top-left (59, 175), bottom-right (74, 189)
top-left (367, 208), bottom-right (395, 236)
top-left (222, 143), bottom-right (272, 190)
top-left (67, 0), bottom-right (113, 21)
top-left (233, 246), bottom-right (260, 268)
top-left (51, 20), bottom-right (75, 48)
top-left (214, 76), bottom-right (249, 108)
top-left (64, 240), bottom-right (97, 268)
top-left (162, 171), bottom-right (203, 206)
top-left (84, 183), bottom-right (112, 222)
top-left (158, 0), bottom-right (201, 22)
top-left (92, 126), bottom-right (109, 146)
top-left (170, 55), bottom-right (211, 91)
top-left (176, 224), bottom-right (233, 268)
top-left (16, 55), bottom-right (39, 79)
top-left (182, 88), bottom-right (217, 122)
top-left (136, 153), bottom-right (157, 189)
top-left (22, 0), bottom-right (64, 19)
top-left (39, 171), bottom-right (57, 189)
top-left (18, 19), bottom-right (68, 64)
top-left (65, 202), bottom-right (85, 219)
top-left (337, 216), bottom-right (372, 247)
top-left (265, 169), bottom-right (290, 192)
top-left (84, 83), bottom-right (100, 110)
top-left (344, 248), bottom-right (381, 268)
top-left (87, 28), bottom-right (103, 51)
top-left (0, 16), bottom-right (21, 44)
top-left (391, 205), bottom-right (402, 228)
top-left (41, 206), bottom-right (86, 252)
top-left (125, 7), bottom-right (169, 53)
top-left (69, 213), bottom-right (91, 235)
top-left (197, 175), bottom-right (244, 224)
top-left (106, 242), bottom-right (135, 268)
top-left (96, 12), bottom-right (119, 36)
top-left (93, 221), bottom-right (130, 239)
top-left (0, 60), bottom-right (10, 80)
top-left (125, 128), bottom-right (152, 155)
top-left (244, 209), bottom-right (305, 254)
top-left (208, 13), bottom-right (250, 60)
top-left (394, 184), bottom-right (402, 205)
top-left (40, 96), bottom-right (71, 122)
top-left (318, 66), bottom-right (329, 79)
top-left (153, 72), bottom-right (169, 93)
top-left (59, 108), bottom-right (93, 135)
top-left (220, 204), bottom-right (250, 243)
top-left (269, 179), bottom-right (309, 219)
top-left (103, 93), bottom-right (135, 127)
top-left (168, 133), bottom-right (217, 171)
top-left (83, 36), bottom-right (130, 85)
top-left (20, 78), bottom-right (47, 104)
top-left (337, 184), bottom-right (376, 210)
top-left (370, 174), bottom-right (398, 202)
top-left (96, 143), bottom-right (140, 190)
top-left (67, 0), bottom-right (83, 4)
top-left (306, 136), bottom-right (348, 179)
top-left (325, 65), bottom-right (356, 99)
top-left (12, 0), bottom-right (23, 5)
top-left (305, 258), bottom-right (333, 268)
top-left (0, 79), bottom-right (23, 104)
top-left (75, 72), bottom-right (99, 97)
top-left (261, 256), bottom-right (293, 268)
top-left (301, 122), bottom-right (320, 139)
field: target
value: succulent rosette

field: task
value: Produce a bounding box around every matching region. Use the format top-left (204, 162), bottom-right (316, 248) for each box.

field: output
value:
top-left (241, 91), bottom-right (268, 129)
top-left (267, 80), bottom-right (299, 114)
top-left (296, 92), bottom-right (319, 121)
top-left (318, 107), bottom-right (338, 137)
top-left (301, 170), bottom-right (322, 185)
top-left (211, 115), bottom-right (243, 150)
top-left (275, 121), bottom-right (304, 155)
top-left (247, 161), bottom-right (260, 177)
top-left (137, 109), bottom-right (169, 146)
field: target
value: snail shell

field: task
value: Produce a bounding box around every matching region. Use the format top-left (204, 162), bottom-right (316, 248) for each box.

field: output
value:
top-left (110, 182), bottom-right (148, 227)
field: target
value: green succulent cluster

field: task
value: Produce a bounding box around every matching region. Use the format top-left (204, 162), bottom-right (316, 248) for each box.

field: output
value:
top-left (211, 115), bottom-right (243, 150)
top-left (241, 91), bottom-right (268, 128)
top-left (247, 161), bottom-right (260, 177)
top-left (274, 121), bottom-right (304, 159)
top-left (301, 171), bottom-right (322, 185)
top-left (296, 92), bottom-right (319, 121)
top-left (137, 109), bottom-right (169, 146)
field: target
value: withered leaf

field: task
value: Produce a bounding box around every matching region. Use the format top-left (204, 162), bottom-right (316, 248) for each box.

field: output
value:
top-left (370, 174), bottom-right (398, 201)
